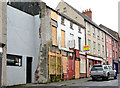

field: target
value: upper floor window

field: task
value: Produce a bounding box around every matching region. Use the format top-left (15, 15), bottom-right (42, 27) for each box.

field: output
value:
top-left (63, 7), bottom-right (67, 12)
top-left (92, 27), bottom-right (95, 35)
top-left (61, 17), bottom-right (64, 25)
top-left (101, 32), bottom-right (104, 41)
top-left (93, 42), bottom-right (96, 54)
top-left (70, 22), bottom-right (73, 29)
top-left (98, 44), bottom-right (100, 55)
top-left (102, 45), bottom-right (104, 56)
top-left (112, 40), bottom-right (114, 46)
top-left (116, 52), bottom-right (117, 58)
top-left (97, 30), bottom-right (100, 39)
top-left (88, 40), bottom-right (91, 52)
top-left (78, 37), bottom-right (81, 51)
top-left (61, 30), bottom-right (65, 47)
top-left (52, 26), bottom-right (57, 45)
top-left (107, 48), bottom-right (108, 57)
top-left (115, 42), bottom-right (117, 47)
top-left (87, 23), bottom-right (90, 32)
top-left (113, 50), bottom-right (114, 58)
top-left (106, 36), bottom-right (108, 42)
top-left (109, 38), bottom-right (112, 44)
top-left (110, 48), bottom-right (112, 58)
top-left (78, 26), bottom-right (81, 33)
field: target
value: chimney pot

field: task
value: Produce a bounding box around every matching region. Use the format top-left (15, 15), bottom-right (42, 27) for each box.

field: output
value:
top-left (82, 8), bottom-right (92, 19)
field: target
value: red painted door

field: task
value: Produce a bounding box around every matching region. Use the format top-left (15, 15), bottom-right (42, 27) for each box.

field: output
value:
top-left (68, 57), bottom-right (73, 79)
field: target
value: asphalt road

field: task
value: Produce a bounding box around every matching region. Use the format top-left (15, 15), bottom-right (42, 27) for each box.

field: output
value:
top-left (7, 75), bottom-right (119, 88)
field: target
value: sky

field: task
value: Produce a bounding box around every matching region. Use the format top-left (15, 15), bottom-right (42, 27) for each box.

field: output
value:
top-left (43, 0), bottom-right (119, 32)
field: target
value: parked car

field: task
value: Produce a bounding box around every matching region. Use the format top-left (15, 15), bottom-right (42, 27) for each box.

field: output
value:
top-left (90, 64), bottom-right (117, 81)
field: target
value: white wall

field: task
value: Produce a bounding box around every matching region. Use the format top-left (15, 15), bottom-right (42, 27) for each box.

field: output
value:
top-left (57, 15), bottom-right (85, 52)
top-left (7, 5), bottom-right (40, 86)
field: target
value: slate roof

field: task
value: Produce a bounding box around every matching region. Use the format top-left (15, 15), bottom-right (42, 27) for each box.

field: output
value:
top-left (99, 24), bottom-right (119, 40)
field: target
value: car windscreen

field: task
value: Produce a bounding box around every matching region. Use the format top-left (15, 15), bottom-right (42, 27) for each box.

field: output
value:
top-left (91, 67), bottom-right (103, 71)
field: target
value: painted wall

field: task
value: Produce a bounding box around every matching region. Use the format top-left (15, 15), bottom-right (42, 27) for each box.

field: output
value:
top-left (56, 0), bottom-right (85, 27)
top-left (85, 22), bottom-right (106, 59)
top-left (57, 15), bottom-right (85, 53)
top-left (113, 39), bottom-right (119, 60)
top-left (7, 5), bottom-right (40, 86)
top-left (0, 1), bottom-right (7, 86)
top-left (105, 34), bottom-right (113, 66)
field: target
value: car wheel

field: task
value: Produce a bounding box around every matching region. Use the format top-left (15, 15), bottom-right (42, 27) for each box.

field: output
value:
top-left (106, 73), bottom-right (110, 81)
top-left (92, 77), bottom-right (96, 81)
top-left (114, 73), bottom-right (117, 79)
top-left (102, 78), bottom-right (105, 81)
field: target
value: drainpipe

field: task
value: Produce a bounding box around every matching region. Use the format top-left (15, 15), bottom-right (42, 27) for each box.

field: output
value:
top-left (84, 22), bottom-right (88, 77)
top-left (0, 45), bottom-right (2, 87)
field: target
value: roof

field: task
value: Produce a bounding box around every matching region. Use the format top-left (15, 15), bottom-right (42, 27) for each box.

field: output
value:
top-left (62, 1), bottom-right (118, 41)
top-left (99, 24), bottom-right (119, 40)
top-left (47, 5), bottom-right (86, 29)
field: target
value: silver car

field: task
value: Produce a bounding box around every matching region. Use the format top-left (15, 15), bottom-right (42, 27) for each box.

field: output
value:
top-left (90, 64), bottom-right (117, 81)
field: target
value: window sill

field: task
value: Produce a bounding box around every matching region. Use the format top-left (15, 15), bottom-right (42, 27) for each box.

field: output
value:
top-left (61, 23), bottom-right (65, 26)
top-left (52, 44), bottom-right (58, 47)
top-left (78, 31), bottom-right (82, 34)
top-left (97, 37), bottom-right (100, 40)
top-left (70, 27), bottom-right (74, 30)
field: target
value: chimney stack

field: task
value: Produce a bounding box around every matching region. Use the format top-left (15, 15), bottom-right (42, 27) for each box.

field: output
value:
top-left (82, 8), bottom-right (92, 19)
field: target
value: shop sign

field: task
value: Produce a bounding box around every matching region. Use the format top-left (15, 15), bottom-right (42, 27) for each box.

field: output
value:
top-left (84, 45), bottom-right (89, 52)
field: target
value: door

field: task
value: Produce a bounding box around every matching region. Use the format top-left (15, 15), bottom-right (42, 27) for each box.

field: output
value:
top-left (26, 57), bottom-right (32, 83)
top-left (108, 66), bottom-right (114, 76)
top-left (114, 63), bottom-right (118, 74)
top-left (68, 57), bottom-right (73, 79)
top-left (75, 60), bottom-right (80, 79)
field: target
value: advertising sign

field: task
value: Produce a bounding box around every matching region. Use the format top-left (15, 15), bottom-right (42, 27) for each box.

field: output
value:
top-left (84, 45), bottom-right (90, 52)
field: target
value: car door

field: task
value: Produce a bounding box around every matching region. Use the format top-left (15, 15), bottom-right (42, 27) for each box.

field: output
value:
top-left (108, 66), bottom-right (114, 77)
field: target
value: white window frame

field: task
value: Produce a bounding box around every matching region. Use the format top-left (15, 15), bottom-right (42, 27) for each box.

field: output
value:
top-left (87, 23), bottom-right (90, 32)
top-left (98, 44), bottom-right (100, 55)
top-left (97, 30), bottom-right (100, 39)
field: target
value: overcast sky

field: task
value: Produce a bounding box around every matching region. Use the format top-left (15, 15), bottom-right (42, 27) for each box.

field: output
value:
top-left (43, 0), bottom-right (119, 32)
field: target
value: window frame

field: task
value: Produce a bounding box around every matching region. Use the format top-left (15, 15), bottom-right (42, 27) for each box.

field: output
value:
top-left (7, 54), bottom-right (22, 67)
top-left (92, 26), bottom-right (95, 35)
top-left (97, 30), bottom-right (100, 39)
top-left (87, 23), bottom-right (90, 32)
top-left (78, 37), bottom-right (81, 51)
top-left (98, 44), bottom-right (100, 55)
top-left (61, 17), bottom-right (65, 25)
top-left (78, 26), bottom-right (81, 33)
top-left (70, 22), bottom-right (73, 29)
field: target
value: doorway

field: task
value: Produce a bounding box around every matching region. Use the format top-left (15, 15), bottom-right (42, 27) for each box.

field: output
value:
top-left (26, 57), bottom-right (32, 83)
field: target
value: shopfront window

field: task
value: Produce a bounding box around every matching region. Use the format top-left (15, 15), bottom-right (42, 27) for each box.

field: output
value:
top-left (7, 54), bottom-right (22, 67)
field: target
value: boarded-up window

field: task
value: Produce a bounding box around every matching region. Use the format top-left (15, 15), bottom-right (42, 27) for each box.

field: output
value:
top-left (80, 59), bottom-right (86, 73)
top-left (75, 61), bottom-right (80, 78)
top-left (61, 30), bottom-right (65, 47)
top-left (63, 56), bottom-right (67, 73)
top-left (52, 26), bottom-right (57, 45)
top-left (51, 11), bottom-right (58, 21)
